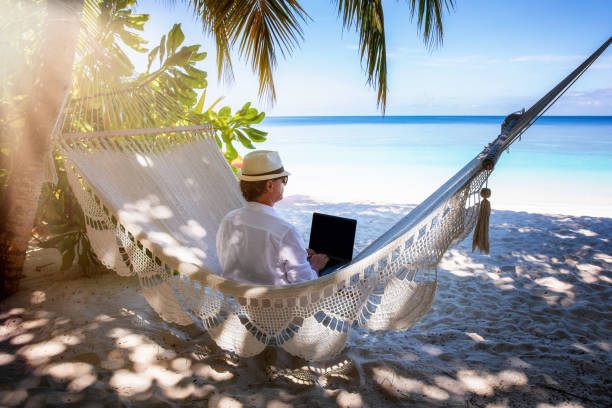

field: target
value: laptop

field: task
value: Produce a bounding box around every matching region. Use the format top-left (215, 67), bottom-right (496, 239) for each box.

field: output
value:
top-left (308, 212), bottom-right (357, 275)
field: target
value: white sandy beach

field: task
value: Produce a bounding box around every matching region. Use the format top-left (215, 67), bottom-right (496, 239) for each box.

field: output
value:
top-left (1, 197), bottom-right (611, 407)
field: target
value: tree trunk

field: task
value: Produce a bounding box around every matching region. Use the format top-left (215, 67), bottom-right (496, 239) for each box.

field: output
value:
top-left (0, 0), bottom-right (83, 299)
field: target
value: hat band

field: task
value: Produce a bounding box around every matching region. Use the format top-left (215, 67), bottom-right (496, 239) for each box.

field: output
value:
top-left (242, 166), bottom-right (285, 177)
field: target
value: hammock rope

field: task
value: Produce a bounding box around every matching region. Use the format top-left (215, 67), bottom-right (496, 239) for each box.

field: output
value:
top-left (52, 5), bottom-right (612, 360)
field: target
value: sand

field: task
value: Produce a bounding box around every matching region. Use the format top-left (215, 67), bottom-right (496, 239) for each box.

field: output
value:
top-left (1, 197), bottom-right (611, 407)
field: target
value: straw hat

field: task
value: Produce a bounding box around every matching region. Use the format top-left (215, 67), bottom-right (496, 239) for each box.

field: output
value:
top-left (238, 150), bottom-right (291, 181)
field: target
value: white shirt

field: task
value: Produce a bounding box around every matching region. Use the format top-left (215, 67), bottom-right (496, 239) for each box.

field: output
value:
top-left (216, 202), bottom-right (318, 285)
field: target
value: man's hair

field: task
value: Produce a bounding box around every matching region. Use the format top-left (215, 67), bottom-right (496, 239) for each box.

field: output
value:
top-left (240, 180), bottom-right (269, 202)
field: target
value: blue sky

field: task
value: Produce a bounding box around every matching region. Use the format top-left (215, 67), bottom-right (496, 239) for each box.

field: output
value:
top-left (130, 0), bottom-right (612, 116)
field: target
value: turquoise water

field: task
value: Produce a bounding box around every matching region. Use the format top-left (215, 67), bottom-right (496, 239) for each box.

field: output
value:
top-left (253, 116), bottom-right (612, 217)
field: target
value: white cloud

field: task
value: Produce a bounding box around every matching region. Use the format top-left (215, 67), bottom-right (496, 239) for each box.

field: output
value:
top-left (386, 46), bottom-right (426, 59)
top-left (564, 88), bottom-right (612, 105)
top-left (415, 53), bottom-right (612, 71)
top-left (591, 56), bottom-right (612, 70)
top-left (548, 88), bottom-right (612, 115)
top-left (510, 55), bottom-right (585, 63)
top-left (419, 56), bottom-right (476, 67)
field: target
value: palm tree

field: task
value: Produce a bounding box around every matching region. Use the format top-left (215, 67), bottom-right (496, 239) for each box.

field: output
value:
top-left (0, 0), bottom-right (84, 298)
top-left (184, 0), bottom-right (455, 111)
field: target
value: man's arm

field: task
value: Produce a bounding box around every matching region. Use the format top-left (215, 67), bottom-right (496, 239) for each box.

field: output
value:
top-left (279, 228), bottom-right (320, 283)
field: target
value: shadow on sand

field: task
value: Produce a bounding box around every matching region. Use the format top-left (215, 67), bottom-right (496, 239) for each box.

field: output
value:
top-left (1, 207), bottom-right (611, 407)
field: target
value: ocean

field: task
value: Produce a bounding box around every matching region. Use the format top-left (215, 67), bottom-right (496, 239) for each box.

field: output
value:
top-left (254, 116), bottom-right (612, 218)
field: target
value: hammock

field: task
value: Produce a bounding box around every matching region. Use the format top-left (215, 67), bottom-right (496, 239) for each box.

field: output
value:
top-left (50, 24), bottom-right (612, 361)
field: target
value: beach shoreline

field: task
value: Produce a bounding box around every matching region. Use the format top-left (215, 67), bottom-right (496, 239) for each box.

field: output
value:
top-left (1, 201), bottom-right (611, 407)
top-left (281, 194), bottom-right (612, 219)
top-left (259, 115), bottom-right (612, 221)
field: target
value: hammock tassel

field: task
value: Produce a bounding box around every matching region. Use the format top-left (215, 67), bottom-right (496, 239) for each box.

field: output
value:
top-left (472, 188), bottom-right (491, 254)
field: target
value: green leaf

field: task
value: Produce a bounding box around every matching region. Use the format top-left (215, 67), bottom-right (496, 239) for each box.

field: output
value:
top-left (60, 246), bottom-right (76, 271)
top-left (88, 248), bottom-right (100, 266)
top-left (175, 71), bottom-right (206, 89)
top-left (159, 34), bottom-right (166, 65)
top-left (203, 110), bottom-right (216, 122)
top-left (218, 106), bottom-right (231, 119)
top-left (39, 232), bottom-right (72, 248)
top-left (122, 13), bottom-right (149, 31)
top-left (191, 51), bottom-right (207, 61)
top-left (58, 234), bottom-right (77, 253)
top-left (207, 96), bottom-right (224, 112)
top-left (220, 128), bottom-right (232, 143)
top-left (46, 223), bottom-right (77, 234)
top-left (165, 47), bottom-right (197, 68)
top-left (249, 112), bottom-right (266, 124)
top-left (179, 44), bottom-right (200, 58)
top-left (81, 259), bottom-right (91, 276)
top-left (115, 48), bottom-right (135, 72)
top-left (167, 24), bottom-right (185, 56)
top-left (194, 90), bottom-right (206, 114)
top-left (147, 46), bottom-right (159, 72)
top-left (243, 127), bottom-right (268, 142)
top-left (118, 30), bottom-right (147, 52)
top-left (184, 65), bottom-right (207, 79)
top-left (236, 129), bottom-right (255, 149)
top-left (224, 142), bottom-right (238, 162)
top-left (76, 237), bottom-right (83, 259)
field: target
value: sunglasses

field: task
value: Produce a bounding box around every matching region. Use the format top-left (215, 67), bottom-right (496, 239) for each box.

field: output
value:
top-left (275, 176), bottom-right (288, 185)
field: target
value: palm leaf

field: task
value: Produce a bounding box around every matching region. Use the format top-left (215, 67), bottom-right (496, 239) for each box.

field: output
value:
top-left (334, 0), bottom-right (454, 112)
top-left (185, 0), bottom-right (453, 112)
top-left (187, 0), bottom-right (308, 102)
top-left (408, 0), bottom-right (455, 47)
top-left (333, 0), bottom-right (387, 111)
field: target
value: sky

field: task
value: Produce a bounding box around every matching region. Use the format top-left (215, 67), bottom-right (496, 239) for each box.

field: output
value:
top-left (129, 0), bottom-right (612, 116)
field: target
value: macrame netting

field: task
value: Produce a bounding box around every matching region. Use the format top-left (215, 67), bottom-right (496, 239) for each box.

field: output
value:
top-left (49, 2), bottom-right (612, 361)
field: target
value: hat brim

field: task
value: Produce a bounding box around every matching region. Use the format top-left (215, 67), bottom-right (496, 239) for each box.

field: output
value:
top-left (238, 170), bottom-right (290, 182)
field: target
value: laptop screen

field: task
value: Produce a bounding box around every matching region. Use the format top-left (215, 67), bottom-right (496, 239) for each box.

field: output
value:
top-left (308, 212), bottom-right (357, 262)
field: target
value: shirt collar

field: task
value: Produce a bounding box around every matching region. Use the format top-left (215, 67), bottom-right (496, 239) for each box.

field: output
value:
top-left (245, 201), bottom-right (279, 217)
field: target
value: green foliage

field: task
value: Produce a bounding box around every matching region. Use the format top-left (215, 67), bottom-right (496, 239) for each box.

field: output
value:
top-left (203, 102), bottom-right (267, 163)
top-left (189, 0), bottom-right (308, 103)
top-left (135, 23), bottom-right (268, 163)
top-left (140, 24), bottom-right (208, 109)
top-left (36, 157), bottom-right (101, 276)
top-left (4, 0), bottom-right (268, 276)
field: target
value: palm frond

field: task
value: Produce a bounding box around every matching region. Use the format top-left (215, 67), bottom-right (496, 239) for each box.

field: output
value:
top-left (334, 0), bottom-right (387, 111)
top-left (188, 0), bottom-right (309, 103)
top-left (334, 0), bottom-right (454, 112)
top-left (186, 0), bottom-right (453, 112)
top-left (407, 0), bottom-right (455, 47)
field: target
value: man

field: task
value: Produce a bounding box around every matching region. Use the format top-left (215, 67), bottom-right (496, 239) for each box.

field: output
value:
top-left (216, 150), bottom-right (328, 285)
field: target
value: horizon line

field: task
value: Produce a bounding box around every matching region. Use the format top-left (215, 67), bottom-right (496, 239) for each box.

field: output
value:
top-left (263, 114), bottom-right (612, 118)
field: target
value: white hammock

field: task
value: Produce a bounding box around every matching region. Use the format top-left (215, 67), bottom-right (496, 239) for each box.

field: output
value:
top-left (57, 124), bottom-right (479, 361)
top-left (51, 17), bottom-right (611, 361)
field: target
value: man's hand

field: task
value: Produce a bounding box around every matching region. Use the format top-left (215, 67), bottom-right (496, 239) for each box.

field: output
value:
top-left (309, 253), bottom-right (329, 273)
